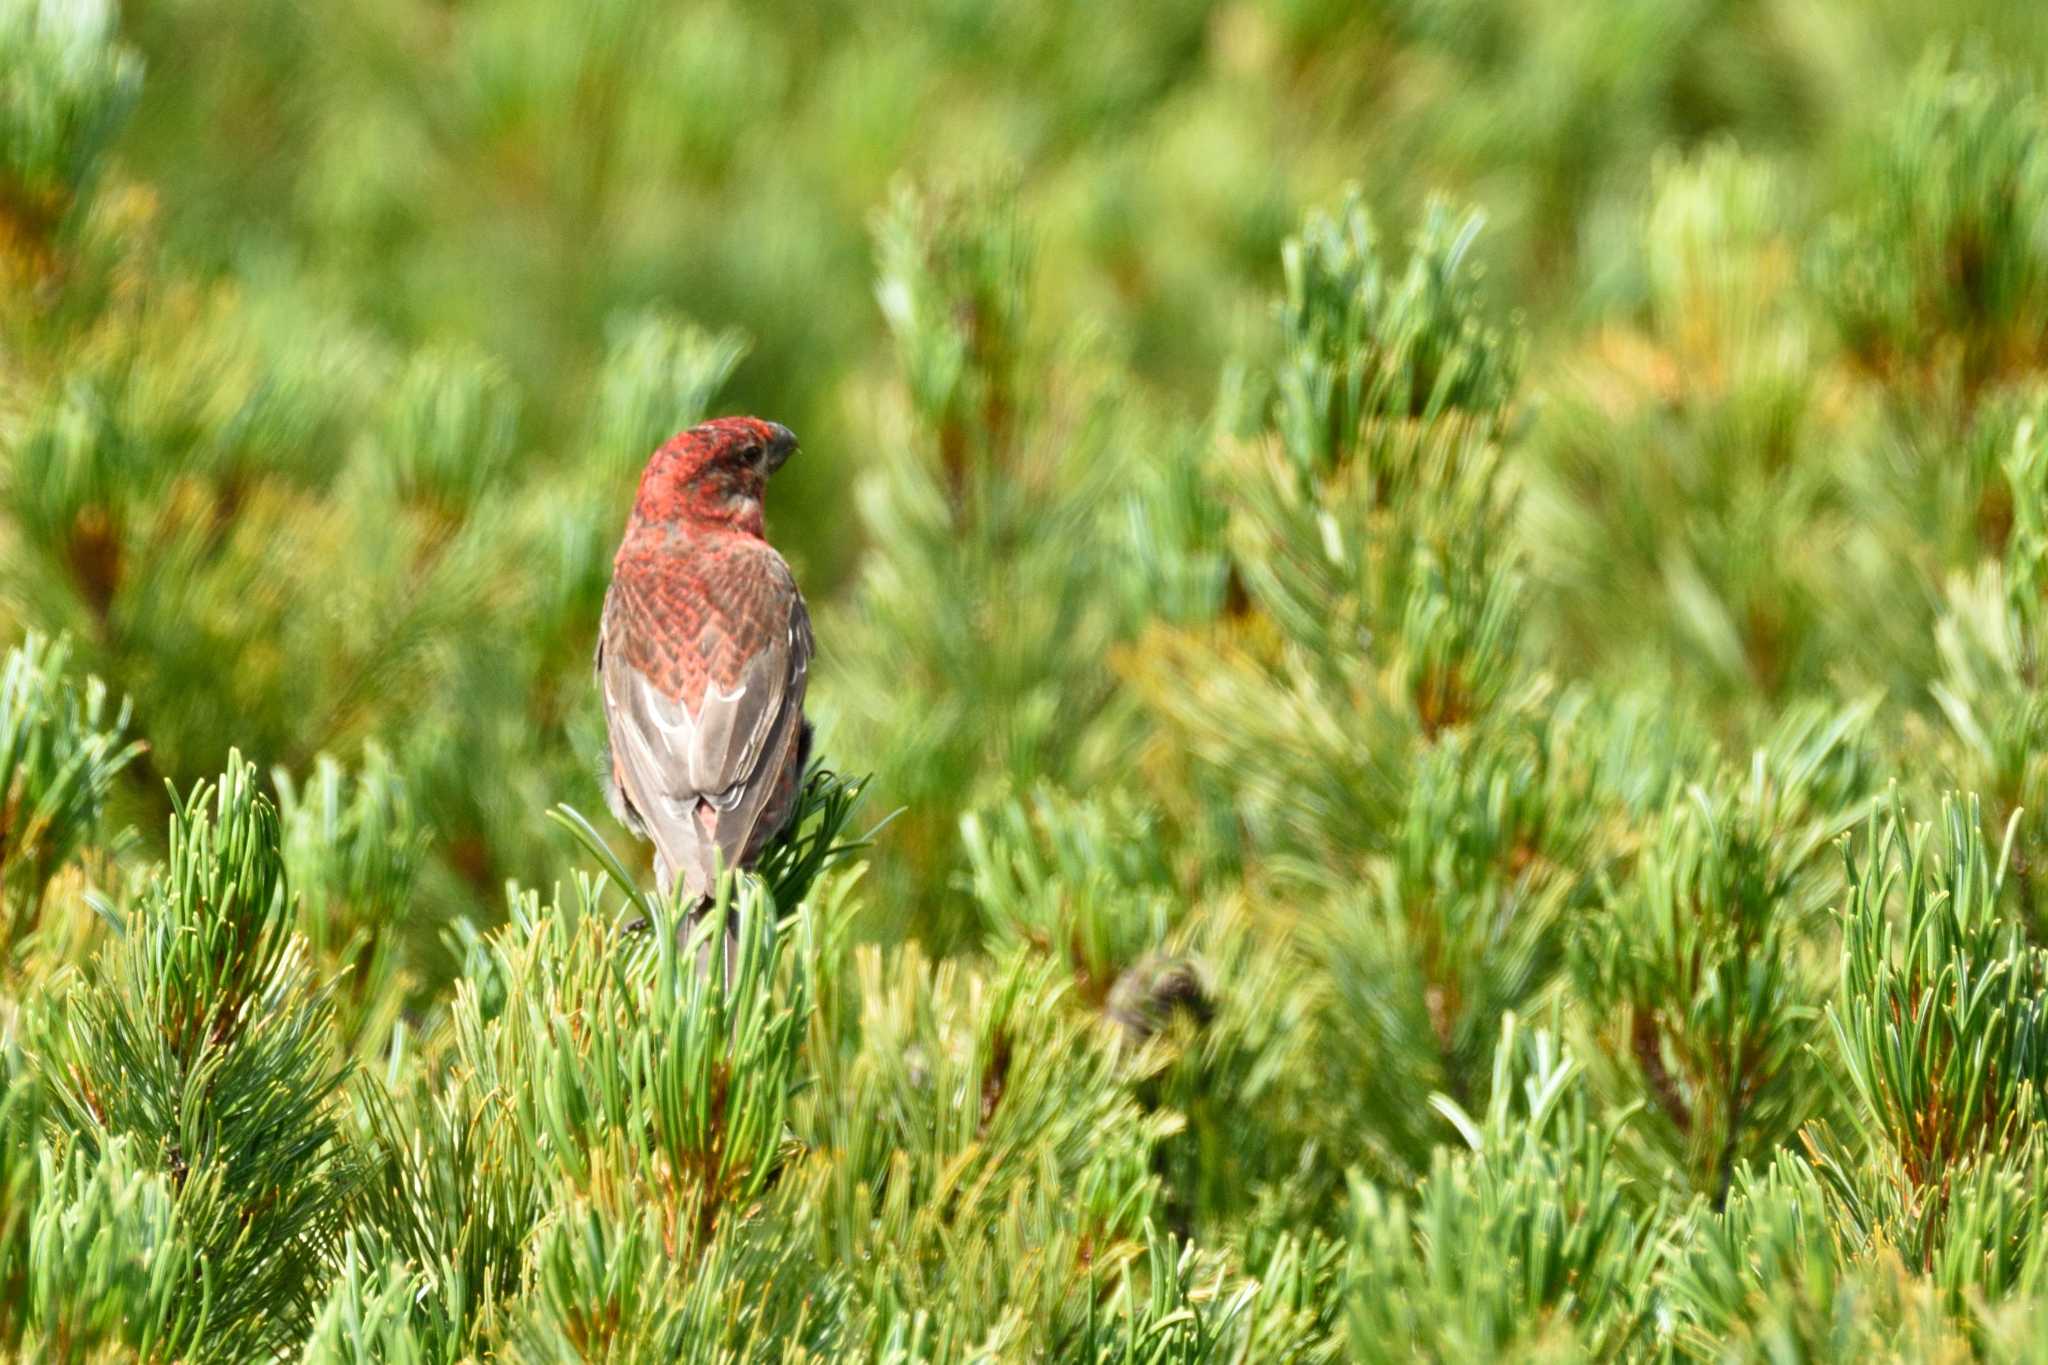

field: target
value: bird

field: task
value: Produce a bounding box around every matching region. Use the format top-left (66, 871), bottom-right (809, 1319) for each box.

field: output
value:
top-left (596, 416), bottom-right (812, 968)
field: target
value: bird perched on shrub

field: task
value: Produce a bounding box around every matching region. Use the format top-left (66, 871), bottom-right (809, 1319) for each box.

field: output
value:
top-left (597, 416), bottom-right (812, 959)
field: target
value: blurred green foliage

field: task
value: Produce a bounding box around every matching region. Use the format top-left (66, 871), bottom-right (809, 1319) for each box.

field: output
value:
top-left (16, 0), bottom-right (2048, 1357)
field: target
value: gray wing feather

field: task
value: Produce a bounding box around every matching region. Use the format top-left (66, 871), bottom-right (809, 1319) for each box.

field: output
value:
top-left (599, 585), bottom-right (812, 901)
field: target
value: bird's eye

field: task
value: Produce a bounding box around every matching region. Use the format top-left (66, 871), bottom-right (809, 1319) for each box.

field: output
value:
top-left (739, 443), bottom-right (764, 467)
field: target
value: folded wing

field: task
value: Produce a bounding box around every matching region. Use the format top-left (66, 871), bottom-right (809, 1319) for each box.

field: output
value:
top-left (598, 562), bottom-right (812, 901)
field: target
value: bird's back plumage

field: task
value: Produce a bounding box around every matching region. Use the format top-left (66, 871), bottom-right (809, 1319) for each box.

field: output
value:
top-left (598, 527), bottom-right (812, 904)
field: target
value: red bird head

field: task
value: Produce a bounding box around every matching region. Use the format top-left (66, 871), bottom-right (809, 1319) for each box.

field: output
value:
top-left (631, 416), bottom-right (798, 535)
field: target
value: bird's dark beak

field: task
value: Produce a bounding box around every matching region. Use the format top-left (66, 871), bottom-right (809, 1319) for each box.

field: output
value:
top-left (764, 422), bottom-right (798, 473)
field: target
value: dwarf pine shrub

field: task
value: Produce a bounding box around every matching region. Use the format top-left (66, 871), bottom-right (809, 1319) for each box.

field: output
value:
top-left (15, 3), bottom-right (2048, 1360)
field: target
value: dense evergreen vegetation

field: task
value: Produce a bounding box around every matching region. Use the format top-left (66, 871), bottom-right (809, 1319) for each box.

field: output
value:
top-left (12, 0), bottom-right (2048, 1357)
